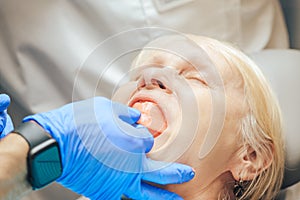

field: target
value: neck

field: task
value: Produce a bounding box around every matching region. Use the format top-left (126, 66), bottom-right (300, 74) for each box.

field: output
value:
top-left (163, 172), bottom-right (235, 200)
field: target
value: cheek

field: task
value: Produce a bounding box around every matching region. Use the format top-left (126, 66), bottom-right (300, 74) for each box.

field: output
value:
top-left (175, 89), bottom-right (213, 165)
top-left (197, 93), bottom-right (213, 128)
top-left (178, 87), bottom-right (238, 166)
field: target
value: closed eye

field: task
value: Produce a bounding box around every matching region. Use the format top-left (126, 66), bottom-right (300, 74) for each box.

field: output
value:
top-left (180, 68), bottom-right (208, 86)
top-left (187, 76), bottom-right (208, 86)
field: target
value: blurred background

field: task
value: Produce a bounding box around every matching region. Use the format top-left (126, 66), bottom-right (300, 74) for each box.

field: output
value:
top-left (280, 0), bottom-right (300, 49)
top-left (0, 0), bottom-right (299, 199)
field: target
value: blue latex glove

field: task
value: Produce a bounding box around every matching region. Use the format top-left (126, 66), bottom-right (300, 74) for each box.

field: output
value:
top-left (0, 94), bottom-right (14, 138)
top-left (24, 97), bottom-right (194, 200)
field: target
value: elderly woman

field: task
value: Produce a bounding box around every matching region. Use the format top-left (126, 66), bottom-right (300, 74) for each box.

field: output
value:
top-left (112, 34), bottom-right (285, 200)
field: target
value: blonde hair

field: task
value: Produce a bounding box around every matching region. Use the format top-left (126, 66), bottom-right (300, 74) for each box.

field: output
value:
top-left (188, 35), bottom-right (285, 200)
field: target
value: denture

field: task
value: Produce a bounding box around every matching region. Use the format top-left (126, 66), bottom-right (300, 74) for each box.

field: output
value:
top-left (132, 101), bottom-right (167, 137)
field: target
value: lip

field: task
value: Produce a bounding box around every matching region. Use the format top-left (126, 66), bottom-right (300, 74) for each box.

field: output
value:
top-left (129, 96), bottom-right (157, 107)
top-left (129, 96), bottom-right (168, 138)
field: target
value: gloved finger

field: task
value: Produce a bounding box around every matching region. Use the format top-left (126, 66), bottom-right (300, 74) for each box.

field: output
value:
top-left (2, 114), bottom-right (14, 136)
top-left (0, 112), bottom-right (6, 133)
top-left (112, 122), bottom-right (154, 153)
top-left (125, 182), bottom-right (183, 200)
top-left (142, 159), bottom-right (195, 185)
top-left (112, 102), bottom-right (141, 124)
top-left (131, 124), bottom-right (154, 153)
top-left (0, 94), bottom-right (11, 112)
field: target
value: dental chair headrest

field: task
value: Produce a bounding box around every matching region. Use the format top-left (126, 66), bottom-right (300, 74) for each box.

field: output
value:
top-left (250, 49), bottom-right (300, 189)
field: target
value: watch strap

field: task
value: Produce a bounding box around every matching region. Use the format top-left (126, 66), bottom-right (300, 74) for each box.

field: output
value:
top-left (13, 121), bottom-right (62, 189)
top-left (13, 122), bottom-right (50, 149)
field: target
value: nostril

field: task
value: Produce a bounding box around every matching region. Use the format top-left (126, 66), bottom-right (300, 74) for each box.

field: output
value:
top-left (157, 80), bottom-right (166, 89)
top-left (139, 76), bottom-right (169, 91)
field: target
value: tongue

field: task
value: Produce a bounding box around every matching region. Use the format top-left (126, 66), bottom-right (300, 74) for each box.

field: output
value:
top-left (132, 101), bottom-right (167, 137)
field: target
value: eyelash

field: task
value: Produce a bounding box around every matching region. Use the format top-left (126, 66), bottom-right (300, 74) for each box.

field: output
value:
top-left (187, 77), bottom-right (207, 85)
top-left (179, 70), bottom-right (208, 86)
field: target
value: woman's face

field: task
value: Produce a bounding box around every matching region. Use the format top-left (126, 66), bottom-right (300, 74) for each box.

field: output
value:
top-left (112, 39), bottom-right (247, 193)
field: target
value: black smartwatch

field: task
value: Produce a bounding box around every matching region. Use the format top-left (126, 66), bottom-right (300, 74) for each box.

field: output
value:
top-left (13, 121), bottom-right (62, 190)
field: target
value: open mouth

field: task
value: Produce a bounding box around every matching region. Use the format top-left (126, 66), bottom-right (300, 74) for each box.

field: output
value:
top-left (130, 99), bottom-right (167, 138)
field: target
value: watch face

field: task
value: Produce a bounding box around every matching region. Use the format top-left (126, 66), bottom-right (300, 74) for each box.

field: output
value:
top-left (28, 139), bottom-right (62, 189)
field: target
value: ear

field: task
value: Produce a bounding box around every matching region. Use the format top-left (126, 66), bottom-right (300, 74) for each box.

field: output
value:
top-left (230, 143), bottom-right (274, 181)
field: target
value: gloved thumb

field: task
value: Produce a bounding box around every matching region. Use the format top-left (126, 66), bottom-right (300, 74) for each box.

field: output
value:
top-left (0, 94), bottom-right (11, 112)
top-left (112, 101), bottom-right (141, 124)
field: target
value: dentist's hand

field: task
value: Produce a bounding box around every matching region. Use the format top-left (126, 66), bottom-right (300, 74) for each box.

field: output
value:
top-left (24, 97), bottom-right (194, 200)
top-left (0, 94), bottom-right (14, 139)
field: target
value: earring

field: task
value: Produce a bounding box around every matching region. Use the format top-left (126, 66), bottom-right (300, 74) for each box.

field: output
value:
top-left (233, 179), bottom-right (245, 198)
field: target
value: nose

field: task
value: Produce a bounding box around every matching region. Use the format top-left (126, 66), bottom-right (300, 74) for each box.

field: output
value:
top-left (137, 68), bottom-right (171, 93)
top-left (138, 77), bottom-right (167, 90)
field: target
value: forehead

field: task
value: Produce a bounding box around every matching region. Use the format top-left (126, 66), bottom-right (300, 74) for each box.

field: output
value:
top-left (135, 36), bottom-right (213, 70)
